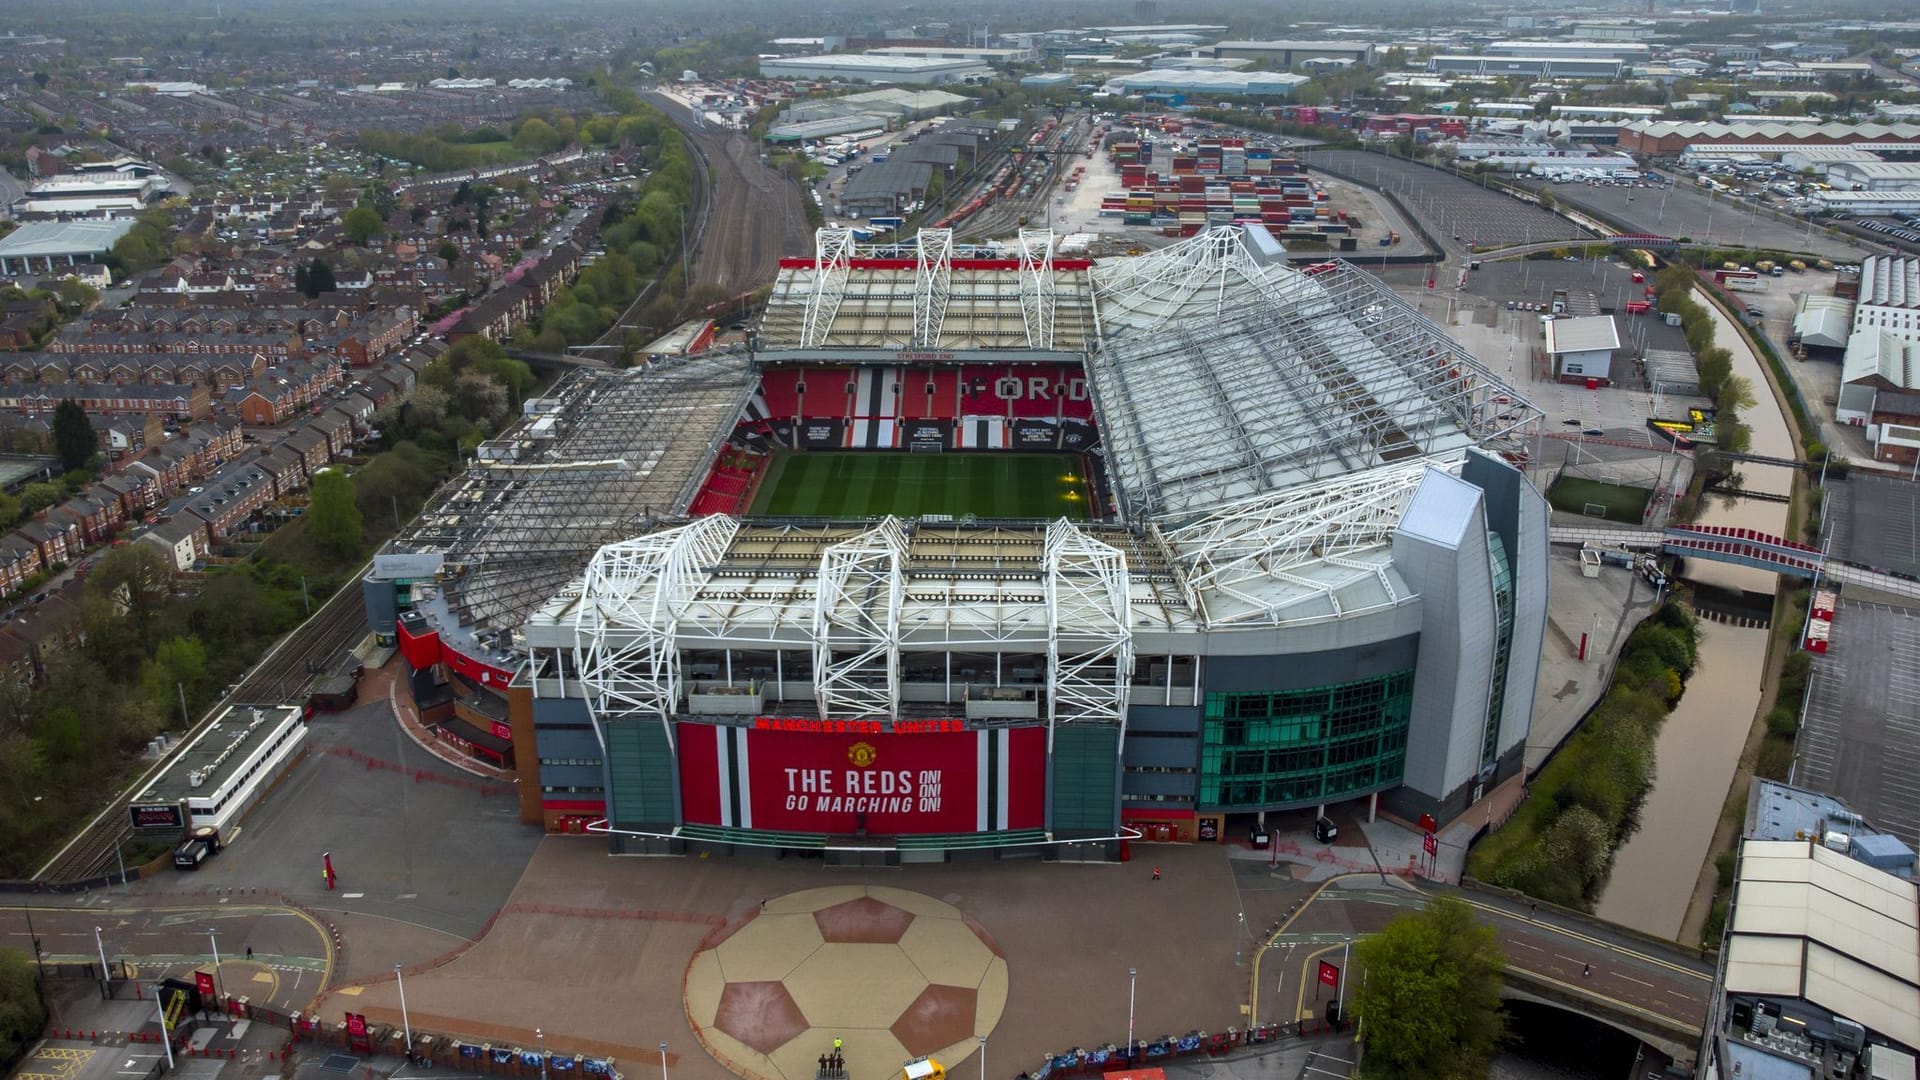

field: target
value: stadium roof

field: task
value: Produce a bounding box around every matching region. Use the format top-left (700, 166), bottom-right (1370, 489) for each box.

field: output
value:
top-left (384, 352), bottom-right (757, 639)
top-left (0, 218), bottom-right (137, 260)
top-left (758, 228), bottom-right (1096, 353)
top-left (1085, 228), bottom-right (1539, 521)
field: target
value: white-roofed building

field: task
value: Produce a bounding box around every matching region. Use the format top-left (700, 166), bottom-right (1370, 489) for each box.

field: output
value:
top-left (1101, 69), bottom-right (1309, 98)
top-left (1854, 256), bottom-right (1920, 342)
top-left (1836, 329), bottom-right (1920, 465)
top-left (1703, 838), bottom-right (1920, 1076)
top-left (1794, 294), bottom-right (1855, 351)
top-left (759, 54), bottom-right (992, 85)
top-left (1827, 161), bottom-right (1920, 193)
top-left (1543, 315), bottom-right (1621, 384)
top-left (0, 218), bottom-right (138, 276)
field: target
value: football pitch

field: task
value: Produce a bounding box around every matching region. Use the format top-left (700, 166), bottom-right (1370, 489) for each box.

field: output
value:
top-left (748, 452), bottom-right (1092, 520)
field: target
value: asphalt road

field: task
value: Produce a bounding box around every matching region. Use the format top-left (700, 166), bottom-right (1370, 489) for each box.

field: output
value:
top-left (1250, 877), bottom-right (1712, 1036)
top-left (0, 901), bottom-right (331, 1013)
top-left (130, 695), bottom-right (543, 945)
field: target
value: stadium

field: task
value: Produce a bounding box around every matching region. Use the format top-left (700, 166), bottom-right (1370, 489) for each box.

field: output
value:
top-left (364, 224), bottom-right (1550, 860)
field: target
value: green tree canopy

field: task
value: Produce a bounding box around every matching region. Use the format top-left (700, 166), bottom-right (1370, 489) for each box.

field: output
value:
top-left (306, 468), bottom-right (362, 559)
top-left (51, 399), bottom-right (94, 473)
top-left (342, 205), bottom-right (386, 246)
top-left (0, 946), bottom-right (47, 1066)
top-left (1351, 896), bottom-right (1507, 1079)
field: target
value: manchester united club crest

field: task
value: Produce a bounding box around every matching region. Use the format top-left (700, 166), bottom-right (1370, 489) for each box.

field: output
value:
top-left (847, 741), bottom-right (879, 768)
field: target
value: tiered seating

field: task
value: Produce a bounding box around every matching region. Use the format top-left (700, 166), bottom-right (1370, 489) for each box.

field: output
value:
top-left (688, 448), bottom-right (770, 517)
top-left (902, 369), bottom-right (962, 420)
top-left (960, 363), bottom-right (1097, 421)
top-left (848, 366), bottom-right (904, 449)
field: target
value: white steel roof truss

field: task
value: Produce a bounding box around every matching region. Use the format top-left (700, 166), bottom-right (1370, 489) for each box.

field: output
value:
top-left (800, 227), bottom-right (855, 348)
top-left (1017, 229), bottom-right (1057, 350)
top-left (1044, 520), bottom-right (1134, 741)
top-left (1158, 459), bottom-right (1439, 626)
top-left (572, 515), bottom-right (740, 749)
top-left (914, 228), bottom-right (953, 346)
top-left (812, 517), bottom-right (909, 720)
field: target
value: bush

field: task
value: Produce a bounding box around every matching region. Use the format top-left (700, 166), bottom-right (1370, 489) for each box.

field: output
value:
top-left (1715, 849), bottom-right (1738, 889)
top-left (1467, 603), bottom-right (1699, 908)
top-left (1755, 737), bottom-right (1795, 781)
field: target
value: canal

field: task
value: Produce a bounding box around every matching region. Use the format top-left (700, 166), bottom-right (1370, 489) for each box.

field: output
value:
top-left (1591, 297), bottom-right (1797, 939)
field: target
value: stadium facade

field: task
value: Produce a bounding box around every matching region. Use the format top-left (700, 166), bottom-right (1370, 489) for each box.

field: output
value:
top-left (365, 225), bottom-right (1549, 861)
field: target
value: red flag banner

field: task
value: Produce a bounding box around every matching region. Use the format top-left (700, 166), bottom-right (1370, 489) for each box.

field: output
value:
top-left (1424, 832), bottom-right (1439, 855)
top-left (1318, 960), bottom-right (1340, 988)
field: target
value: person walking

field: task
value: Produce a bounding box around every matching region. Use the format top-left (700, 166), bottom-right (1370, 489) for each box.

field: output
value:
top-left (1151, 866), bottom-right (1161, 881)
top-left (1582, 962), bottom-right (1592, 977)
top-left (1529, 901), bottom-right (1538, 919)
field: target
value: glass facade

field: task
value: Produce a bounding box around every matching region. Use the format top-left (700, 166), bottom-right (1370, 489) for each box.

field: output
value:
top-left (1197, 671), bottom-right (1415, 809)
top-left (1481, 533), bottom-right (1515, 770)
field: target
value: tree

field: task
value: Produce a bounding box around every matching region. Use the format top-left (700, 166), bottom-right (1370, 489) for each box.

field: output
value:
top-left (51, 400), bottom-right (94, 473)
top-left (19, 483), bottom-right (59, 515)
top-left (306, 468), bottom-right (362, 559)
top-left (436, 239), bottom-right (460, 263)
top-left (0, 947), bottom-right (46, 1066)
top-left (1350, 896), bottom-right (1506, 1079)
top-left (32, 71), bottom-right (49, 89)
top-left (342, 205), bottom-right (385, 246)
top-left (300, 258), bottom-right (336, 298)
top-left (56, 278), bottom-right (98, 312)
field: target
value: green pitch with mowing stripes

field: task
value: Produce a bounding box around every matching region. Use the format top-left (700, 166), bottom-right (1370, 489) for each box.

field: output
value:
top-left (748, 452), bottom-right (1091, 520)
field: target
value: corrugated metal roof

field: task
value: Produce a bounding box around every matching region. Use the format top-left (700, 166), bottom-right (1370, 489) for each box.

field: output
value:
top-left (0, 218), bottom-right (138, 260)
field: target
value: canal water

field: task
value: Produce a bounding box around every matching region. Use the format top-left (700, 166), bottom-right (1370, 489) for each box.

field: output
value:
top-left (1590, 299), bottom-right (1797, 939)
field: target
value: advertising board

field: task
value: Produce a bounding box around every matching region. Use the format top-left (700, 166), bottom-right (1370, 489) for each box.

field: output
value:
top-left (130, 803), bottom-right (185, 830)
top-left (679, 721), bottom-right (1046, 835)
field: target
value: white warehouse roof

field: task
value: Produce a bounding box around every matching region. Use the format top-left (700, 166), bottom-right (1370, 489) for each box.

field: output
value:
top-left (1544, 316), bottom-right (1620, 356)
top-left (0, 218), bottom-right (138, 260)
top-left (1724, 840), bottom-right (1920, 1052)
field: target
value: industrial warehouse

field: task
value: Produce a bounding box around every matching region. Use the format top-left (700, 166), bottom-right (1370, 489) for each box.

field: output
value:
top-left (365, 224), bottom-right (1549, 861)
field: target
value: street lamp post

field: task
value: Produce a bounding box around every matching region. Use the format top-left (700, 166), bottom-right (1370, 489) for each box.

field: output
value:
top-left (978, 1035), bottom-right (987, 1080)
top-left (395, 965), bottom-right (413, 1061)
top-left (151, 982), bottom-right (175, 1068)
top-left (206, 929), bottom-right (222, 1014)
top-left (94, 926), bottom-right (111, 989)
top-left (537, 1029), bottom-right (548, 1080)
top-left (659, 1042), bottom-right (669, 1080)
top-left (1126, 967), bottom-right (1137, 1053)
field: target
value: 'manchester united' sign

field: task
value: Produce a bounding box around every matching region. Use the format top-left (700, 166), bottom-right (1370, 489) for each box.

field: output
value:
top-left (678, 721), bottom-right (1045, 835)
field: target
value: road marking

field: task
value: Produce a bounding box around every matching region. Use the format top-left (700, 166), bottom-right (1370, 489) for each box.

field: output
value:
top-left (1554, 954), bottom-right (1585, 963)
top-left (397, 893), bottom-right (417, 900)
top-left (1507, 939), bottom-right (1543, 951)
top-left (1666, 989), bottom-right (1693, 998)
top-left (341, 892), bottom-right (365, 899)
top-left (1614, 973), bottom-right (1654, 988)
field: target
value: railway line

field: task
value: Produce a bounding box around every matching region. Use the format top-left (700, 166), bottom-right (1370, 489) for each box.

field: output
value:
top-left (947, 114), bottom-right (1093, 243)
top-left (644, 93), bottom-right (810, 294)
top-left (33, 578), bottom-right (372, 884)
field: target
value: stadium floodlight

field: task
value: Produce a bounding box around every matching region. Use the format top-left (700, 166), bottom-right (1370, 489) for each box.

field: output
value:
top-left (812, 517), bottom-right (910, 720)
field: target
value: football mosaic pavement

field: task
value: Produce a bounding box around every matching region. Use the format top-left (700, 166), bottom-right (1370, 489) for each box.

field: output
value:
top-left (687, 887), bottom-right (1008, 1080)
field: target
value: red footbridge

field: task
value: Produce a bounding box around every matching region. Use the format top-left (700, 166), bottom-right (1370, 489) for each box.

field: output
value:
top-left (1549, 524), bottom-right (1920, 599)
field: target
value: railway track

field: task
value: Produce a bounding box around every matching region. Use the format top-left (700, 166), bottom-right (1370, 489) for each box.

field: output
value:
top-left (952, 115), bottom-right (1092, 243)
top-left (34, 579), bottom-right (373, 884)
top-left (644, 93), bottom-right (810, 295)
top-left (231, 582), bottom-right (370, 703)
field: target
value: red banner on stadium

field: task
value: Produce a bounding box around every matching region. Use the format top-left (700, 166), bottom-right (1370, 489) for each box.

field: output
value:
top-left (678, 722), bottom-right (1046, 835)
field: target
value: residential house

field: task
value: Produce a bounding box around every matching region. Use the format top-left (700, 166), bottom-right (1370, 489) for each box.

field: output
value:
top-left (138, 515), bottom-right (206, 572)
